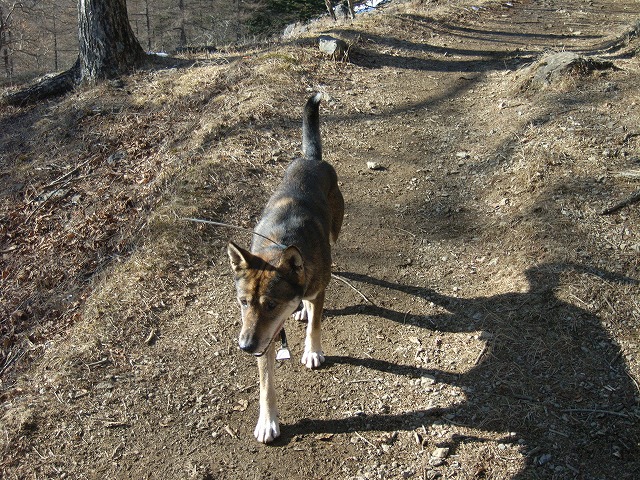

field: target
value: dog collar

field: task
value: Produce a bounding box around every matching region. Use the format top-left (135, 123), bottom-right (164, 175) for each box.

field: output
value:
top-left (276, 329), bottom-right (291, 361)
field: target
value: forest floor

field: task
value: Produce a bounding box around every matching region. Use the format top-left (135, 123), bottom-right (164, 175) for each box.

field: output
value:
top-left (1, 0), bottom-right (640, 478)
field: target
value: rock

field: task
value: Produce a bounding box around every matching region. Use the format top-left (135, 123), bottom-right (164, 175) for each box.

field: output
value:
top-left (429, 447), bottom-right (449, 467)
top-left (95, 381), bottom-right (114, 390)
top-left (518, 51), bottom-right (615, 89)
top-left (432, 446), bottom-right (449, 459)
top-left (319, 35), bottom-right (348, 59)
top-left (367, 161), bottom-right (385, 170)
top-left (420, 375), bottom-right (436, 387)
top-left (283, 22), bottom-right (307, 38)
top-left (537, 453), bottom-right (552, 465)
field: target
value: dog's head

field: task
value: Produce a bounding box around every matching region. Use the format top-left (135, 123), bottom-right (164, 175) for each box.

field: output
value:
top-left (227, 242), bottom-right (305, 356)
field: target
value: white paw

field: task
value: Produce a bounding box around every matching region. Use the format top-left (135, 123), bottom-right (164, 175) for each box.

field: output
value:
top-left (254, 414), bottom-right (280, 443)
top-left (301, 350), bottom-right (325, 369)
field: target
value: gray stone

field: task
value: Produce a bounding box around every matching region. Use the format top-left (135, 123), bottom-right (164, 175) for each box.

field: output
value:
top-left (521, 51), bottom-right (614, 88)
top-left (319, 35), bottom-right (348, 59)
top-left (283, 22), bottom-right (307, 38)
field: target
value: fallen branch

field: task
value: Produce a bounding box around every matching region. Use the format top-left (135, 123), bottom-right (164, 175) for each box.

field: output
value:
top-left (24, 181), bottom-right (71, 223)
top-left (601, 189), bottom-right (640, 215)
top-left (23, 160), bottom-right (93, 223)
top-left (37, 158), bottom-right (93, 197)
top-left (331, 273), bottom-right (375, 305)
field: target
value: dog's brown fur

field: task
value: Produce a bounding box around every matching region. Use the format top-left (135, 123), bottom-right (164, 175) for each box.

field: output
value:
top-left (227, 93), bottom-right (344, 443)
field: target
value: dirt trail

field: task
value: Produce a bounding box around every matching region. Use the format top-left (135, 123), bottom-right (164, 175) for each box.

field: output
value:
top-left (2, 0), bottom-right (639, 478)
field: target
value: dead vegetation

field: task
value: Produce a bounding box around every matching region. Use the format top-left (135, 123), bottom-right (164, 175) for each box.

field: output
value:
top-left (1, 0), bottom-right (640, 478)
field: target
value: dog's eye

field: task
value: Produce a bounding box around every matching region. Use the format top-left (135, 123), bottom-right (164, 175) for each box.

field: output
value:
top-left (266, 300), bottom-right (277, 311)
top-left (239, 298), bottom-right (248, 308)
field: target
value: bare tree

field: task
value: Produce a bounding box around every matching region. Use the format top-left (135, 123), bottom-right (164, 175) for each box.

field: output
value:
top-left (0, 3), bottom-right (17, 79)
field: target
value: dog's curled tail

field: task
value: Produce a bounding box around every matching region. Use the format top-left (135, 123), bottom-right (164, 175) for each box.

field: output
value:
top-left (302, 92), bottom-right (323, 161)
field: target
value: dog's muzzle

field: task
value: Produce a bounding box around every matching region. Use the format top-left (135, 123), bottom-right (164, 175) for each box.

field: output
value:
top-left (238, 336), bottom-right (259, 354)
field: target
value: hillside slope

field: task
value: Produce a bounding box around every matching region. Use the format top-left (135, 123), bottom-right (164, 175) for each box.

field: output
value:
top-left (2, 0), bottom-right (639, 478)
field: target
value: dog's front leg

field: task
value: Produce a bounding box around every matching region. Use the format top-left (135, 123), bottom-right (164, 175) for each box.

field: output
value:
top-left (301, 292), bottom-right (325, 369)
top-left (255, 341), bottom-right (279, 443)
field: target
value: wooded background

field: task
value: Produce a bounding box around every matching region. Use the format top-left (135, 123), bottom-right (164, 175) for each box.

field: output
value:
top-left (0, 0), bottom-right (326, 85)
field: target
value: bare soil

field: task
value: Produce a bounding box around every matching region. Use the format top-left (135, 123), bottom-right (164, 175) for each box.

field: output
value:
top-left (1, 0), bottom-right (639, 478)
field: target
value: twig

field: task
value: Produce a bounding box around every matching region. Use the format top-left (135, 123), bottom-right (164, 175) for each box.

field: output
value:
top-left (32, 447), bottom-right (47, 460)
top-left (0, 348), bottom-right (25, 376)
top-left (626, 370), bottom-right (640, 396)
top-left (562, 408), bottom-right (628, 418)
top-left (474, 342), bottom-right (489, 366)
top-left (567, 292), bottom-right (590, 308)
top-left (601, 189), bottom-right (640, 215)
top-left (103, 420), bottom-right (130, 428)
top-left (393, 226), bottom-right (416, 237)
top-left (347, 377), bottom-right (383, 384)
top-left (331, 273), bottom-right (375, 305)
top-left (40, 158), bottom-right (92, 193)
top-left (622, 132), bottom-right (640, 145)
top-left (26, 158), bottom-right (92, 209)
top-left (237, 383), bottom-right (258, 393)
top-left (24, 181), bottom-right (70, 223)
top-left (85, 358), bottom-right (110, 370)
top-left (180, 217), bottom-right (285, 247)
top-left (603, 296), bottom-right (617, 315)
top-left (223, 425), bottom-right (237, 438)
top-left (443, 416), bottom-right (471, 427)
top-left (354, 431), bottom-right (375, 448)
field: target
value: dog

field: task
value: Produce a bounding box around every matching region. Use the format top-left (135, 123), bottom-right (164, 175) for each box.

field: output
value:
top-left (227, 93), bottom-right (344, 443)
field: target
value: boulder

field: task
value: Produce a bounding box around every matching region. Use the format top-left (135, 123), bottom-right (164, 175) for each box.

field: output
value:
top-left (319, 35), bottom-right (348, 59)
top-left (518, 51), bottom-right (615, 90)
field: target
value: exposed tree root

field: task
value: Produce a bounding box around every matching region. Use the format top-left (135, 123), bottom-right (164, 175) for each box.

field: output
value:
top-left (602, 189), bottom-right (640, 215)
top-left (2, 59), bottom-right (81, 107)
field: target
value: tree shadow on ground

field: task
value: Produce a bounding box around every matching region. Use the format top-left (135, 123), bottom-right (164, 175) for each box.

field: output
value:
top-left (333, 27), bottom-right (528, 72)
top-left (283, 263), bottom-right (640, 479)
top-left (395, 13), bottom-right (604, 43)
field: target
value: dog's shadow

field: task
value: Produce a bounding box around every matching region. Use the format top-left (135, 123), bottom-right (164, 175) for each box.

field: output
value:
top-left (281, 263), bottom-right (640, 478)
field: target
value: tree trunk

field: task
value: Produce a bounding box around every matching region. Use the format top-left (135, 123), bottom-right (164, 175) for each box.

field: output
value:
top-left (3, 0), bottom-right (146, 105)
top-left (77, 0), bottom-right (145, 81)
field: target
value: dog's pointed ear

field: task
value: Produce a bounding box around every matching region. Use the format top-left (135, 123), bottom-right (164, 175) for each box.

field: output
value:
top-left (228, 242), bottom-right (251, 272)
top-left (278, 246), bottom-right (305, 284)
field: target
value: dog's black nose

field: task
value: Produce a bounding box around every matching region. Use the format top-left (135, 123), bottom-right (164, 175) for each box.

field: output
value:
top-left (238, 336), bottom-right (258, 353)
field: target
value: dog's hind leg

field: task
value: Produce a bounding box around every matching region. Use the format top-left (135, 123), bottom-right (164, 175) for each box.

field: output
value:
top-left (301, 291), bottom-right (325, 369)
top-left (255, 341), bottom-right (280, 443)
